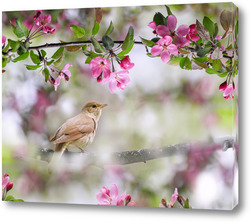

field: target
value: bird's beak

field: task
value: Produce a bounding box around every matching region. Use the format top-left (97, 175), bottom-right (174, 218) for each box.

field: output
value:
top-left (100, 104), bottom-right (108, 108)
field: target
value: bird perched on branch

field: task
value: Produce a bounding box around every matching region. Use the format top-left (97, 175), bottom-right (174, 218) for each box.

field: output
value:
top-left (48, 100), bottom-right (107, 172)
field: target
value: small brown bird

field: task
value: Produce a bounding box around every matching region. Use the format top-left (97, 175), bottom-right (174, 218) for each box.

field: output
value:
top-left (48, 100), bottom-right (107, 171)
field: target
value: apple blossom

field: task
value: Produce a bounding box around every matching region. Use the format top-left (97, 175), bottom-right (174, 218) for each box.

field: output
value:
top-left (120, 56), bottom-right (135, 70)
top-left (89, 57), bottom-right (111, 81)
top-left (53, 63), bottom-right (72, 91)
top-left (186, 24), bottom-right (200, 42)
top-left (2, 35), bottom-right (6, 44)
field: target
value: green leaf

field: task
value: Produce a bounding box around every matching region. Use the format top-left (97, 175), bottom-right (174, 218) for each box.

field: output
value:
top-left (218, 72), bottom-right (228, 78)
top-left (151, 37), bottom-right (161, 43)
top-left (12, 51), bottom-right (29, 63)
top-left (25, 64), bottom-right (42, 70)
top-left (82, 45), bottom-right (87, 51)
top-left (214, 23), bottom-right (219, 38)
top-left (165, 5), bottom-right (173, 15)
top-left (197, 47), bottom-right (211, 57)
top-left (184, 198), bottom-right (190, 209)
top-left (206, 68), bottom-right (220, 74)
top-left (5, 195), bottom-right (15, 201)
top-left (121, 26), bottom-right (134, 51)
top-left (193, 56), bottom-right (209, 63)
top-left (153, 12), bottom-right (166, 26)
top-left (13, 18), bottom-right (29, 38)
top-left (203, 16), bottom-right (215, 37)
top-left (52, 47), bottom-right (64, 59)
top-left (46, 59), bottom-right (54, 66)
top-left (180, 57), bottom-right (191, 70)
top-left (30, 51), bottom-right (41, 64)
top-left (168, 56), bottom-right (182, 66)
top-left (117, 41), bottom-right (134, 59)
top-left (42, 68), bottom-right (50, 82)
top-left (92, 21), bottom-right (100, 36)
top-left (102, 35), bottom-right (114, 50)
top-left (41, 50), bottom-right (47, 57)
top-left (8, 39), bottom-right (20, 52)
top-left (70, 25), bottom-right (85, 38)
top-left (212, 59), bottom-right (222, 71)
top-left (91, 37), bottom-right (105, 53)
top-left (140, 37), bottom-right (156, 47)
top-left (13, 199), bottom-right (24, 202)
top-left (83, 50), bottom-right (103, 59)
top-left (105, 21), bottom-right (114, 36)
top-left (220, 10), bottom-right (233, 31)
top-left (85, 56), bottom-right (92, 64)
top-left (54, 56), bottom-right (64, 67)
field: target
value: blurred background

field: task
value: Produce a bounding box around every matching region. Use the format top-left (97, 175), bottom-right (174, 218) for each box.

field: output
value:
top-left (2, 3), bottom-right (238, 209)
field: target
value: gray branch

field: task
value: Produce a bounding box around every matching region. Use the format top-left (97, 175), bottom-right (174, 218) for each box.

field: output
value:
top-left (39, 136), bottom-right (236, 165)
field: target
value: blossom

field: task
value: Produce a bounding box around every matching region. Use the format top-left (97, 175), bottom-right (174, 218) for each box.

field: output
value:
top-left (103, 70), bottom-right (130, 93)
top-left (156, 14), bottom-right (190, 47)
top-left (96, 183), bottom-right (127, 206)
top-left (222, 83), bottom-right (235, 99)
top-left (33, 10), bottom-right (55, 34)
top-left (2, 174), bottom-right (9, 189)
top-left (2, 35), bottom-right (6, 44)
top-left (148, 21), bottom-right (158, 35)
top-left (151, 35), bottom-right (178, 63)
top-left (6, 182), bottom-right (13, 192)
top-left (53, 63), bottom-right (72, 91)
top-left (89, 57), bottom-right (111, 81)
top-left (219, 81), bottom-right (228, 92)
top-left (120, 56), bottom-right (135, 70)
top-left (42, 25), bottom-right (55, 34)
top-left (186, 24), bottom-right (200, 41)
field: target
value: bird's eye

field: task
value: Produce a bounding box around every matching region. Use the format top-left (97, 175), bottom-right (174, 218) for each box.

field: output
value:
top-left (92, 105), bottom-right (97, 108)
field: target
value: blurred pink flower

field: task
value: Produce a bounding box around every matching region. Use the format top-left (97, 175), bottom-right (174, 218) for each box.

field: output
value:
top-left (127, 201), bottom-right (136, 206)
top-left (186, 24), bottom-right (200, 41)
top-left (120, 56), bottom-right (135, 70)
top-left (2, 174), bottom-right (9, 189)
top-left (223, 83), bottom-right (234, 99)
top-left (96, 183), bottom-right (127, 206)
top-left (151, 36), bottom-right (178, 63)
top-left (2, 35), bottom-right (6, 44)
top-left (219, 81), bottom-right (228, 92)
top-left (6, 182), bottom-right (13, 192)
top-left (89, 57), bottom-right (111, 80)
top-left (54, 63), bottom-right (72, 91)
top-left (166, 188), bottom-right (178, 208)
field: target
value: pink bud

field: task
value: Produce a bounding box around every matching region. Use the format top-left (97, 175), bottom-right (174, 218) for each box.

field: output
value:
top-left (3, 174), bottom-right (9, 178)
top-left (97, 74), bottom-right (103, 83)
top-left (6, 182), bottom-right (13, 192)
top-left (125, 194), bottom-right (131, 203)
top-left (64, 74), bottom-right (69, 81)
top-left (161, 198), bottom-right (167, 207)
top-left (219, 81), bottom-right (227, 92)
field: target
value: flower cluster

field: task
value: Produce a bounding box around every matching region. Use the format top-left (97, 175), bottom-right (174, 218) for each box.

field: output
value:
top-left (159, 188), bottom-right (178, 208)
top-left (89, 56), bottom-right (134, 93)
top-left (2, 174), bottom-right (13, 200)
top-left (148, 14), bottom-right (200, 63)
top-left (219, 79), bottom-right (235, 99)
top-left (96, 183), bottom-right (136, 206)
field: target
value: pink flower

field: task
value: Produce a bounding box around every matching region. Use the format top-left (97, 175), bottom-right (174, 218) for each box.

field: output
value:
top-left (54, 63), bottom-right (72, 91)
top-left (2, 174), bottom-right (9, 189)
top-left (34, 10), bottom-right (55, 34)
top-left (223, 84), bottom-right (234, 99)
top-left (2, 35), bottom-right (6, 44)
top-left (96, 183), bottom-right (127, 206)
top-left (186, 24), bottom-right (200, 41)
top-left (89, 56), bottom-right (111, 81)
top-left (219, 81), bottom-right (228, 92)
top-left (6, 182), bottom-right (13, 192)
top-left (120, 56), bottom-right (135, 70)
top-left (166, 188), bottom-right (179, 208)
top-left (156, 14), bottom-right (190, 47)
top-left (103, 70), bottom-right (130, 93)
top-left (127, 201), bottom-right (136, 206)
top-left (151, 36), bottom-right (178, 63)
top-left (148, 21), bottom-right (158, 35)
top-left (42, 25), bottom-right (55, 34)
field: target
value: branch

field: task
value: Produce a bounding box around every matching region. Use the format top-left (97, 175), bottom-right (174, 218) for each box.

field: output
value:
top-left (39, 136), bottom-right (235, 165)
top-left (28, 40), bottom-right (143, 51)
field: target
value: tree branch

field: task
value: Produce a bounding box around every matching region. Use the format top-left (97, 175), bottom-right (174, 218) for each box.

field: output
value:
top-left (39, 136), bottom-right (235, 165)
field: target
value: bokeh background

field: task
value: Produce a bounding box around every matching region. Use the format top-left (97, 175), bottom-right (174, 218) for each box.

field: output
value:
top-left (2, 3), bottom-right (238, 209)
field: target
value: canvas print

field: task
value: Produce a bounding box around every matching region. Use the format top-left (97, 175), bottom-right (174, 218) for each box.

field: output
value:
top-left (2, 2), bottom-right (238, 210)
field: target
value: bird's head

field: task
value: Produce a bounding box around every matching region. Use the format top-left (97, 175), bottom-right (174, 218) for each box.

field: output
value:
top-left (82, 100), bottom-right (107, 119)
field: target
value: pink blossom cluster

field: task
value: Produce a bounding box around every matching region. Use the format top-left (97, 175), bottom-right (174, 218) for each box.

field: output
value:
top-left (2, 174), bottom-right (14, 200)
top-left (148, 14), bottom-right (200, 63)
top-left (33, 10), bottom-right (55, 34)
top-left (96, 183), bottom-right (136, 206)
top-left (89, 56), bottom-right (134, 93)
top-left (159, 188), bottom-right (179, 208)
top-left (219, 80), bottom-right (235, 99)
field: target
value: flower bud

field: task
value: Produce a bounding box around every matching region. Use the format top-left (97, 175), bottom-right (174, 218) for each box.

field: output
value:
top-left (125, 194), bottom-right (131, 205)
top-left (219, 81), bottom-right (227, 92)
top-left (3, 174), bottom-right (9, 178)
top-left (161, 198), bottom-right (167, 207)
top-left (97, 74), bottom-right (103, 83)
top-left (6, 182), bottom-right (13, 192)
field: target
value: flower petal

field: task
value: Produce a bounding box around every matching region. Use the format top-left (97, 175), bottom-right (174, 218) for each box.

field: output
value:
top-left (175, 35), bottom-right (189, 47)
top-left (147, 21), bottom-right (156, 30)
top-left (167, 15), bottom-right (177, 31)
top-left (110, 183), bottom-right (119, 199)
top-left (156, 25), bottom-right (170, 37)
top-left (160, 51), bottom-right (170, 63)
top-left (151, 45), bottom-right (162, 56)
top-left (168, 44), bottom-right (178, 55)
top-left (92, 66), bottom-right (102, 78)
top-left (96, 192), bottom-right (110, 205)
top-left (2, 176), bottom-right (9, 189)
top-left (176, 25), bottom-right (190, 36)
top-left (54, 75), bottom-right (62, 91)
top-left (108, 78), bottom-right (118, 94)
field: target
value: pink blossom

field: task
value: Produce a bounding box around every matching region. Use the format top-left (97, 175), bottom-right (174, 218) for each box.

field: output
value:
top-left (148, 21), bottom-right (158, 35)
top-left (54, 63), bottom-right (72, 91)
top-left (151, 36), bottom-right (178, 63)
top-left (166, 188), bottom-right (179, 208)
top-left (6, 182), bottom-right (13, 192)
top-left (102, 70), bottom-right (130, 93)
top-left (223, 84), bottom-right (234, 99)
top-left (219, 81), bottom-right (228, 92)
top-left (96, 183), bottom-right (127, 206)
top-left (42, 25), bottom-right (55, 34)
top-left (2, 174), bottom-right (9, 189)
top-left (89, 57), bottom-right (111, 81)
top-left (186, 24), bottom-right (200, 41)
top-left (34, 10), bottom-right (55, 34)
top-left (2, 35), bottom-right (6, 44)
top-left (156, 15), bottom-right (190, 47)
top-left (120, 56), bottom-right (135, 70)
top-left (127, 201), bottom-right (136, 206)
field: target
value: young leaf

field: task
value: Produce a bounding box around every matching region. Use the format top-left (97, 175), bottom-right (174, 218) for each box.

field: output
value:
top-left (13, 18), bottom-right (29, 38)
top-left (165, 5), bottom-right (173, 15)
top-left (95, 8), bottom-right (103, 24)
top-left (5, 195), bottom-right (15, 201)
top-left (184, 198), bottom-right (190, 209)
top-left (25, 64), bottom-right (42, 70)
top-left (41, 50), bottom-right (47, 57)
top-left (102, 35), bottom-right (114, 50)
top-left (153, 12), bottom-right (166, 26)
top-left (203, 16), bottom-right (215, 37)
top-left (196, 19), bottom-right (210, 41)
top-left (52, 47), bottom-right (64, 59)
top-left (12, 51), bottom-right (29, 63)
top-left (212, 59), bottom-right (222, 71)
top-left (8, 39), bottom-right (20, 52)
top-left (206, 68), bottom-right (220, 74)
top-left (105, 21), bottom-right (114, 36)
top-left (42, 68), bottom-right (50, 82)
top-left (30, 51), bottom-right (41, 64)
top-left (220, 10), bottom-right (233, 31)
top-left (91, 37), bottom-right (105, 53)
top-left (197, 47), bottom-right (211, 57)
top-left (180, 57), bottom-right (191, 70)
top-left (70, 25), bottom-right (85, 38)
top-left (117, 41), bottom-right (134, 59)
top-left (121, 26), bottom-right (134, 51)
top-left (92, 21), bottom-right (100, 36)
top-left (140, 37), bottom-right (156, 47)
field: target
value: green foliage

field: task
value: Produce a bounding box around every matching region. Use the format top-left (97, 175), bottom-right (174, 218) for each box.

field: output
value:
top-left (153, 12), bottom-right (166, 26)
top-left (42, 68), bottom-right (50, 82)
top-left (8, 39), bottom-right (20, 52)
top-left (91, 37), bottom-right (106, 53)
top-left (11, 18), bottom-right (29, 38)
top-left (165, 5), bottom-right (173, 15)
top-left (184, 198), bottom-right (190, 208)
top-left (12, 51), bottom-right (29, 63)
top-left (140, 37), bottom-right (156, 47)
top-left (121, 26), bottom-right (134, 51)
top-left (196, 19), bottom-right (210, 41)
top-left (25, 64), bottom-right (42, 70)
top-left (105, 21), bottom-right (114, 36)
top-left (5, 195), bottom-right (24, 202)
top-left (102, 35), bottom-right (114, 50)
top-left (52, 47), bottom-right (64, 59)
top-left (70, 25), bottom-right (85, 38)
top-left (203, 16), bottom-right (215, 37)
top-left (92, 21), bottom-right (100, 36)
top-left (197, 47), bottom-right (211, 57)
top-left (180, 57), bottom-right (192, 70)
top-left (30, 51), bottom-right (41, 64)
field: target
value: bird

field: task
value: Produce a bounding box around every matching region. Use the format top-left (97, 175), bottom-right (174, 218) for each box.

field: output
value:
top-left (48, 100), bottom-right (107, 172)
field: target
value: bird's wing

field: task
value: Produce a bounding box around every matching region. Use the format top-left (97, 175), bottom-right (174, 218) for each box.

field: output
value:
top-left (50, 114), bottom-right (95, 144)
